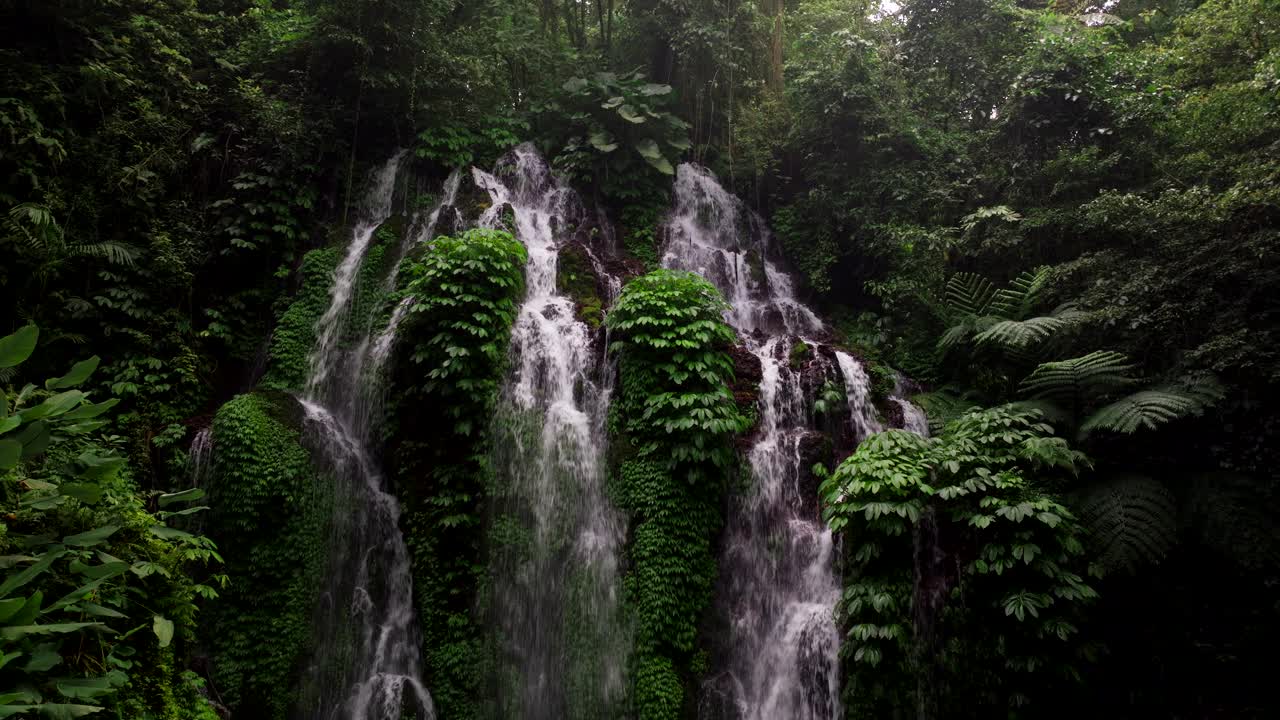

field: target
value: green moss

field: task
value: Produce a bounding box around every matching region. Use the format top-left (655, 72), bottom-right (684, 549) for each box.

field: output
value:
top-left (789, 339), bottom-right (812, 370)
top-left (620, 203), bottom-right (665, 269)
top-left (202, 391), bottom-right (330, 718)
top-left (262, 246), bottom-right (340, 391)
top-left (557, 243), bottom-right (605, 328)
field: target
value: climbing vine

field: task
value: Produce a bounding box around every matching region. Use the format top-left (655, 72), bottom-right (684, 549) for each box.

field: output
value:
top-left (606, 269), bottom-right (747, 719)
top-left (385, 228), bottom-right (526, 718)
top-left (821, 405), bottom-right (1099, 717)
top-left (201, 392), bottom-right (331, 718)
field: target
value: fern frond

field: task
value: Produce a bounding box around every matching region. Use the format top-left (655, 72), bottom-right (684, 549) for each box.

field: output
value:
top-left (1076, 474), bottom-right (1177, 574)
top-left (74, 241), bottom-right (139, 267)
top-left (989, 266), bottom-right (1050, 319)
top-left (973, 307), bottom-right (1089, 351)
top-left (937, 313), bottom-right (999, 352)
top-left (1080, 391), bottom-right (1197, 436)
top-left (943, 272), bottom-right (996, 318)
top-left (913, 386), bottom-right (983, 434)
top-left (1019, 350), bottom-right (1138, 403)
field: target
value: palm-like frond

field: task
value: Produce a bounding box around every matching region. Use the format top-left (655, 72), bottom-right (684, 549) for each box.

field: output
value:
top-left (913, 386), bottom-right (983, 434)
top-left (943, 272), bottom-right (996, 318)
top-left (1079, 374), bottom-right (1222, 437)
top-left (989, 266), bottom-right (1049, 319)
top-left (972, 305), bottom-right (1090, 351)
top-left (1075, 474), bottom-right (1177, 574)
top-left (74, 241), bottom-right (139, 267)
top-left (1019, 350), bottom-right (1138, 403)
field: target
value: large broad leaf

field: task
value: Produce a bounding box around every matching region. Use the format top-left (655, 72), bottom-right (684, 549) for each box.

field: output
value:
top-left (61, 399), bottom-right (117, 422)
top-left (18, 421), bottom-right (50, 458)
top-left (601, 96), bottom-right (624, 110)
top-left (667, 136), bottom-right (691, 151)
top-left (561, 77), bottom-right (588, 93)
top-left (56, 677), bottom-right (114, 700)
top-left (617, 105), bottom-right (646, 124)
top-left (22, 643), bottom-right (62, 673)
top-left (151, 616), bottom-right (174, 648)
top-left (0, 326), bottom-right (38, 368)
top-left (0, 416), bottom-right (19, 435)
top-left (643, 154), bottom-right (675, 175)
top-left (21, 392), bottom-right (84, 422)
top-left (57, 484), bottom-right (102, 505)
top-left (0, 439), bottom-right (20, 470)
top-left (634, 138), bottom-right (662, 160)
top-left (158, 488), bottom-right (204, 507)
top-left (0, 705), bottom-right (103, 719)
top-left (588, 130), bottom-right (618, 153)
top-left (62, 526), bottom-right (119, 548)
top-left (147, 526), bottom-right (193, 541)
top-left (45, 357), bottom-right (100, 390)
top-left (0, 622), bottom-right (106, 641)
top-left (0, 592), bottom-right (42, 625)
top-left (640, 83), bottom-right (673, 96)
top-left (0, 552), bottom-right (62, 598)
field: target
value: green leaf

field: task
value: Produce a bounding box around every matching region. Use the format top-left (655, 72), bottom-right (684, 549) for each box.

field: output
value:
top-left (58, 484), bottom-right (102, 505)
top-left (0, 439), bottom-right (19, 470)
top-left (22, 644), bottom-right (62, 673)
top-left (16, 421), bottom-right (50, 458)
top-left (21, 392), bottom-right (85, 421)
top-left (640, 83), bottom-right (673, 96)
top-left (46, 357), bottom-right (100, 390)
top-left (157, 488), bottom-right (205, 508)
top-left (643, 154), bottom-right (675, 175)
top-left (0, 325), bottom-right (38, 368)
top-left (151, 616), bottom-right (173, 648)
top-left (0, 622), bottom-right (106, 641)
top-left (0, 706), bottom-right (103, 719)
top-left (588, 130), bottom-right (618, 153)
top-left (62, 526), bottom-right (118, 548)
top-left (61, 400), bottom-right (118, 421)
top-left (55, 676), bottom-right (114, 699)
top-left (0, 552), bottom-right (62, 598)
top-left (617, 105), bottom-right (646, 124)
top-left (634, 138), bottom-right (662, 160)
top-left (561, 77), bottom-right (588, 93)
top-left (0, 416), bottom-right (19, 435)
top-left (147, 526), bottom-right (192, 541)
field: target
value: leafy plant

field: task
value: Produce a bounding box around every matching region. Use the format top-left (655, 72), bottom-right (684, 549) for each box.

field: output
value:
top-left (822, 405), bottom-right (1097, 716)
top-left (543, 71), bottom-right (690, 198)
top-left (1, 324), bottom-right (223, 719)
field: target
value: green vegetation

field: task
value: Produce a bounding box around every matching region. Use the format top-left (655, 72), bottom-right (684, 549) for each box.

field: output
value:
top-left (387, 228), bottom-right (527, 718)
top-left (1, 325), bottom-right (222, 719)
top-left (606, 270), bottom-right (748, 718)
top-left (2, 0), bottom-right (1277, 716)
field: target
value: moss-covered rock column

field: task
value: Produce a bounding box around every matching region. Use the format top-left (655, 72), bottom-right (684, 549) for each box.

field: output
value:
top-left (384, 228), bottom-right (527, 719)
top-left (606, 269), bottom-right (748, 720)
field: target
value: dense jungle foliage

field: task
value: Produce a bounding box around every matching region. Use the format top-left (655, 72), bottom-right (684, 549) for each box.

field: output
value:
top-left (2, 0), bottom-right (1277, 718)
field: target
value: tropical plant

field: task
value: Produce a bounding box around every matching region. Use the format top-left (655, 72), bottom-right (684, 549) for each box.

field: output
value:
top-left (1, 324), bottom-right (223, 718)
top-left (543, 71), bottom-right (690, 197)
top-left (822, 405), bottom-right (1097, 716)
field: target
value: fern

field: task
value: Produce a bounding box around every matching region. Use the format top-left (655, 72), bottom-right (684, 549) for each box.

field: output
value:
top-left (988, 266), bottom-right (1049, 319)
top-left (913, 386), bottom-right (983, 434)
top-left (1075, 474), bottom-right (1177, 574)
top-left (973, 305), bottom-right (1089, 350)
top-left (1019, 350), bottom-right (1138, 403)
top-left (944, 272), bottom-right (997, 318)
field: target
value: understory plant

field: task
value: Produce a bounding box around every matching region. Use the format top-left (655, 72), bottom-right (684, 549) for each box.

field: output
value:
top-left (605, 269), bottom-right (747, 720)
top-left (1, 324), bottom-right (223, 719)
top-left (822, 404), bottom-right (1098, 717)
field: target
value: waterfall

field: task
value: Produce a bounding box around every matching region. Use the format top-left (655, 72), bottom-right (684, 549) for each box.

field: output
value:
top-left (291, 154), bottom-right (461, 720)
top-left (189, 426), bottom-right (214, 490)
top-left (474, 144), bottom-right (629, 719)
top-left (663, 164), bottom-right (841, 720)
top-left (835, 352), bottom-right (885, 441)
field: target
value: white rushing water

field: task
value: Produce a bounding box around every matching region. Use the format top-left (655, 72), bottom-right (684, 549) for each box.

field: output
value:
top-left (292, 155), bottom-right (464, 720)
top-left (663, 164), bottom-right (846, 720)
top-left (475, 144), bottom-right (629, 720)
top-left (835, 351), bottom-right (885, 442)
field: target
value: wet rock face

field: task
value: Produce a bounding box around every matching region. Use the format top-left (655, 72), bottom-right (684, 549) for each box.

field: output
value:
top-left (729, 342), bottom-right (763, 422)
top-left (796, 430), bottom-right (834, 516)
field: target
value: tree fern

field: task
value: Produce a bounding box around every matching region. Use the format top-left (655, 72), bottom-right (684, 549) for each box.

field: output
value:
top-left (973, 305), bottom-right (1090, 351)
top-left (988, 266), bottom-right (1049, 319)
top-left (943, 272), bottom-right (997, 318)
top-left (1019, 350), bottom-right (1138, 403)
top-left (1078, 375), bottom-right (1222, 436)
top-left (1075, 474), bottom-right (1177, 574)
top-left (913, 386), bottom-right (983, 434)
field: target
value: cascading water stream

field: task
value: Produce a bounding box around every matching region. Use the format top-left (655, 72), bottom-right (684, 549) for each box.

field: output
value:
top-left (663, 164), bottom-right (846, 720)
top-left (474, 144), bottom-right (629, 720)
top-left (291, 155), bottom-right (462, 720)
